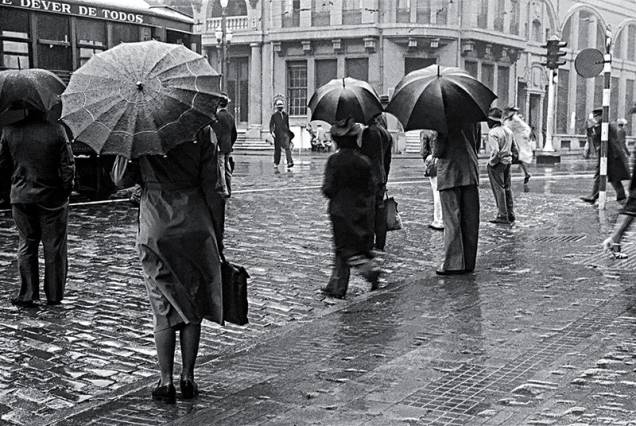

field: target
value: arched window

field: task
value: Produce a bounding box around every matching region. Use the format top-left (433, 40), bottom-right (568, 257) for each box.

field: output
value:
top-left (208, 0), bottom-right (247, 17)
top-left (531, 19), bottom-right (542, 42)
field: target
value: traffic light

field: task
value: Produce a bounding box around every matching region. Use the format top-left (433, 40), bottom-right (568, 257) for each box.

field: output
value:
top-left (541, 37), bottom-right (568, 69)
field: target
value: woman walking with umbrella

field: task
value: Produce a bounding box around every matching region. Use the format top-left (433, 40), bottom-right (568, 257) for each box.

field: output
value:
top-left (62, 41), bottom-right (226, 402)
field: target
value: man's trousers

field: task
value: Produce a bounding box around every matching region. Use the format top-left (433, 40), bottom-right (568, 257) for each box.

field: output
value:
top-left (12, 203), bottom-right (68, 303)
top-left (487, 163), bottom-right (514, 220)
top-left (439, 185), bottom-right (479, 272)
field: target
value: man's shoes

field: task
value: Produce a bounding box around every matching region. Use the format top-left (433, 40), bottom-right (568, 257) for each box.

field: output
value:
top-left (428, 224), bottom-right (444, 231)
top-left (580, 196), bottom-right (597, 204)
top-left (523, 174), bottom-right (531, 184)
top-left (273, 163), bottom-right (279, 169)
top-left (508, 215), bottom-right (516, 222)
top-left (489, 217), bottom-right (510, 224)
top-left (436, 268), bottom-right (466, 276)
top-left (151, 382), bottom-right (176, 404)
top-left (287, 163), bottom-right (294, 168)
top-left (11, 298), bottom-right (36, 308)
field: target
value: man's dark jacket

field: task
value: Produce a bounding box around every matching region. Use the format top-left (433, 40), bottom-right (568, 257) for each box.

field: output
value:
top-left (269, 110), bottom-right (293, 148)
top-left (589, 122), bottom-right (630, 182)
top-left (0, 119), bottom-right (75, 207)
top-left (211, 108), bottom-right (237, 154)
top-left (360, 123), bottom-right (392, 186)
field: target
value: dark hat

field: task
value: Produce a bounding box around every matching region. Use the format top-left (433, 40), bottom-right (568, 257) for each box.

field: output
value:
top-left (487, 107), bottom-right (503, 123)
top-left (330, 116), bottom-right (362, 138)
top-left (592, 107), bottom-right (603, 116)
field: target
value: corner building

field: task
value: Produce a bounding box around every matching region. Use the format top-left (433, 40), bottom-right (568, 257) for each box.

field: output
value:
top-left (195, 1), bottom-right (636, 152)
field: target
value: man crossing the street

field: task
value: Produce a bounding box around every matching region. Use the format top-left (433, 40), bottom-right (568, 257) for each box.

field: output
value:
top-left (269, 99), bottom-right (294, 170)
top-left (486, 107), bottom-right (516, 224)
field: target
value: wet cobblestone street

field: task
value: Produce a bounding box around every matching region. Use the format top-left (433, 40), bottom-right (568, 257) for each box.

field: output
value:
top-left (0, 155), bottom-right (634, 425)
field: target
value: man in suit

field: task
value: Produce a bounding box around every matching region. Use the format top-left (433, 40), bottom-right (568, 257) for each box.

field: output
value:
top-left (0, 109), bottom-right (75, 307)
top-left (211, 94), bottom-right (237, 198)
top-left (435, 122), bottom-right (481, 275)
top-left (269, 99), bottom-right (294, 169)
top-left (360, 113), bottom-right (392, 251)
top-left (580, 108), bottom-right (630, 204)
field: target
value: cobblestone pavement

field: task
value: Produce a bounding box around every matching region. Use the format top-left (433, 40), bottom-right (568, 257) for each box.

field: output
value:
top-left (0, 156), bottom-right (633, 425)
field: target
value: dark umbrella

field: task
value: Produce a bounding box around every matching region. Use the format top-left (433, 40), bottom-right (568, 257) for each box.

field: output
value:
top-left (386, 65), bottom-right (497, 134)
top-left (308, 77), bottom-right (383, 125)
top-left (0, 68), bottom-right (65, 122)
top-left (60, 40), bottom-right (223, 159)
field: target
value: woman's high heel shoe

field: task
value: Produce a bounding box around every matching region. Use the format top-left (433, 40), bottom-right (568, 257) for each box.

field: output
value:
top-left (180, 378), bottom-right (198, 399)
top-left (151, 382), bottom-right (176, 404)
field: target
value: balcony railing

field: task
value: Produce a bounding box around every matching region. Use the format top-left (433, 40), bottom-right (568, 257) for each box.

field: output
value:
top-left (396, 8), bottom-right (410, 23)
top-left (206, 16), bottom-right (249, 33)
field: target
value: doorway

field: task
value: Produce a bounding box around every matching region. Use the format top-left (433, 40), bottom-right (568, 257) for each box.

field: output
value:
top-left (227, 57), bottom-right (248, 123)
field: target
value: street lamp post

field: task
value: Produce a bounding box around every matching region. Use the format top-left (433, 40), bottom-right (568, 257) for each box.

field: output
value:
top-left (216, 0), bottom-right (231, 92)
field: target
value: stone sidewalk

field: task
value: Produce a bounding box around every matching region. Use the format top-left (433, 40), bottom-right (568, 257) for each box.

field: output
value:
top-left (0, 157), bottom-right (633, 425)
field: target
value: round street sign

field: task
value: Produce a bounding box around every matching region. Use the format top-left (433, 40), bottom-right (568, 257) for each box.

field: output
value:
top-left (575, 48), bottom-right (604, 78)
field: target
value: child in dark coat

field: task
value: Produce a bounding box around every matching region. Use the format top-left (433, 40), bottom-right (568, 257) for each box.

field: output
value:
top-left (321, 117), bottom-right (380, 298)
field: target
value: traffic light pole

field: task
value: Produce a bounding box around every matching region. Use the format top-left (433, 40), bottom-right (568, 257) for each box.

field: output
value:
top-left (598, 27), bottom-right (612, 210)
top-left (544, 69), bottom-right (557, 152)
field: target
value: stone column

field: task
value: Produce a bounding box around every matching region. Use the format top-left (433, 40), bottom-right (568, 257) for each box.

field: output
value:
top-left (247, 41), bottom-right (263, 141)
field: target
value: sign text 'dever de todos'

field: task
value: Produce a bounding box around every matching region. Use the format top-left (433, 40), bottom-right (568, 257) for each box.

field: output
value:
top-left (1, 0), bottom-right (145, 24)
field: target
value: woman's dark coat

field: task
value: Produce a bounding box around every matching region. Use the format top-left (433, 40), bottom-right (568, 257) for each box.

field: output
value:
top-left (322, 148), bottom-right (375, 259)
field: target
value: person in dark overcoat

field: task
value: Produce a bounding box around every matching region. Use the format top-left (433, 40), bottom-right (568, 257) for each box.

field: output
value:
top-left (211, 95), bottom-right (237, 197)
top-left (321, 117), bottom-right (380, 298)
top-left (581, 108), bottom-right (630, 204)
top-left (0, 109), bottom-right (75, 307)
top-left (435, 122), bottom-right (481, 275)
top-left (111, 126), bottom-right (224, 403)
top-left (359, 113), bottom-right (392, 251)
top-left (269, 99), bottom-right (294, 169)
top-left (603, 150), bottom-right (636, 255)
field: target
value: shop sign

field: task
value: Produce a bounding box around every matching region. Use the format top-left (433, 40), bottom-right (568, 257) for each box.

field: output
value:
top-left (1, 0), bottom-right (145, 24)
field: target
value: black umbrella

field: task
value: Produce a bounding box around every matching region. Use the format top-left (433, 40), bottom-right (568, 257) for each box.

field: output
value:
top-left (386, 65), bottom-right (496, 134)
top-left (308, 77), bottom-right (383, 125)
top-left (0, 68), bottom-right (65, 123)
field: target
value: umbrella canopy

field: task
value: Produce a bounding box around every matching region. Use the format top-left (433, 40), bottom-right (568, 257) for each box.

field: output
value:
top-left (308, 77), bottom-right (383, 125)
top-left (386, 65), bottom-right (497, 134)
top-left (0, 68), bottom-right (65, 118)
top-left (61, 40), bottom-right (223, 159)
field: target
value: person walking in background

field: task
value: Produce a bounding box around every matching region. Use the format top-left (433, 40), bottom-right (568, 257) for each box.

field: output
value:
top-left (435, 122), bottom-right (481, 275)
top-left (603, 140), bottom-right (636, 256)
top-left (486, 107), bottom-right (516, 224)
top-left (421, 129), bottom-right (443, 231)
top-left (503, 106), bottom-right (533, 184)
top-left (269, 99), bottom-right (294, 170)
top-left (211, 94), bottom-right (237, 198)
top-left (0, 109), bottom-right (75, 307)
top-left (360, 113), bottom-right (392, 251)
top-left (111, 126), bottom-right (225, 404)
top-left (580, 108), bottom-right (630, 205)
top-left (321, 117), bottom-right (380, 298)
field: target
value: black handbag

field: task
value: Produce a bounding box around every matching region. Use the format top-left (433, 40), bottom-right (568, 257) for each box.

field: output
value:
top-left (384, 194), bottom-right (403, 231)
top-left (221, 258), bottom-right (249, 326)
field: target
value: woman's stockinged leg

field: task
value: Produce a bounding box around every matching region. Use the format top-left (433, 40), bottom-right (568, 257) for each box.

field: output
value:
top-left (180, 323), bottom-right (201, 381)
top-left (154, 327), bottom-right (176, 386)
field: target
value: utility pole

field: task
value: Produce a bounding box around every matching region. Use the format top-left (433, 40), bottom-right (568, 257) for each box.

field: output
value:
top-left (598, 26), bottom-right (613, 210)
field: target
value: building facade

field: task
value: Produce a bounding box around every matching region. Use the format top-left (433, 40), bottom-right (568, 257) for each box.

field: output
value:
top-left (195, 0), bottom-right (636, 151)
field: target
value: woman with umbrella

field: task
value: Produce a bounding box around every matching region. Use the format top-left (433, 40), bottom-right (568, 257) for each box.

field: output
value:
top-left (62, 41), bottom-right (226, 403)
